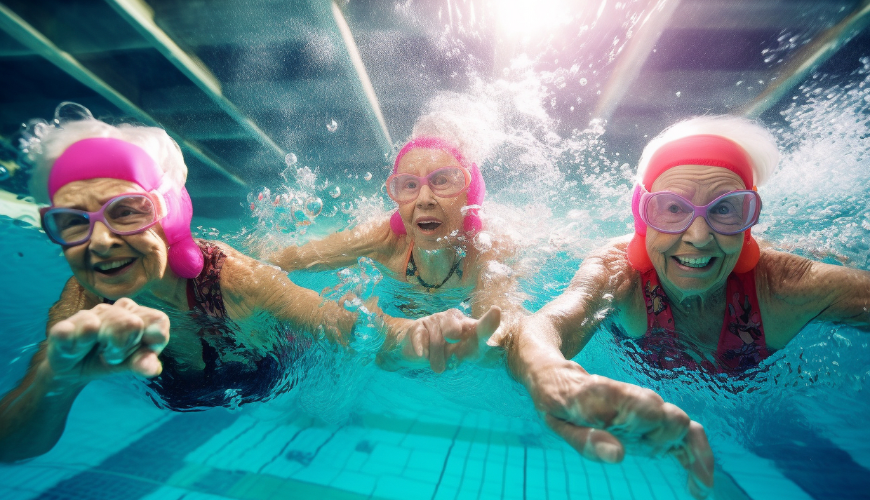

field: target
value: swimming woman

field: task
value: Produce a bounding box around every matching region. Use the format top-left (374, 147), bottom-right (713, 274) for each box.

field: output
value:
top-left (270, 121), bottom-right (512, 373)
top-left (0, 115), bottom-right (364, 462)
top-left (505, 115), bottom-right (870, 498)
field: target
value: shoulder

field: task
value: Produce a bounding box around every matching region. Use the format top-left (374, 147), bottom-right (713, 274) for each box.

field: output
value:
top-left (755, 248), bottom-right (821, 305)
top-left (575, 235), bottom-right (640, 296)
top-left (48, 277), bottom-right (102, 331)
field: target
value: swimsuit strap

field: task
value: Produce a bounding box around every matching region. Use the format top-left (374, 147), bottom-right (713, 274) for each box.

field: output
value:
top-left (406, 247), bottom-right (463, 291)
top-left (186, 240), bottom-right (227, 318)
top-left (716, 269), bottom-right (770, 370)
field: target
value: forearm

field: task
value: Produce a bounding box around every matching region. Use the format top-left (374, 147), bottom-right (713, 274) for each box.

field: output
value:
top-left (0, 360), bottom-right (86, 462)
top-left (505, 315), bottom-right (580, 389)
top-left (374, 316), bottom-right (415, 371)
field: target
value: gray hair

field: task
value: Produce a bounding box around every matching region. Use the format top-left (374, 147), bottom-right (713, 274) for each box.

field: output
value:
top-left (636, 115), bottom-right (780, 187)
top-left (27, 118), bottom-right (187, 204)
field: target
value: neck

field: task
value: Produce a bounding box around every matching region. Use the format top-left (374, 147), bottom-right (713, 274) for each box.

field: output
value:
top-left (410, 242), bottom-right (465, 288)
top-left (661, 279), bottom-right (726, 316)
top-left (143, 270), bottom-right (189, 310)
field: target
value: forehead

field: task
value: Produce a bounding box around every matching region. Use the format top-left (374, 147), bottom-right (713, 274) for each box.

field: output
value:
top-left (650, 165), bottom-right (744, 194)
top-left (52, 178), bottom-right (145, 208)
top-left (396, 148), bottom-right (458, 175)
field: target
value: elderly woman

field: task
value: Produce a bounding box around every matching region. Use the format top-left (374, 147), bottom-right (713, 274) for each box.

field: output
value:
top-left (0, 116), bottom-right (359, 462)
top-left (505, 115), bottom-right (870, 498)
top-left (271, 131), bottom-right (511, 372)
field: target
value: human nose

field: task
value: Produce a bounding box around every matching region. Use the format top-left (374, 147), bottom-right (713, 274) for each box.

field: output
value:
top-left (88, 221), bottom-right (121, 254)
top-left (681, 215), bottom-right (715, 247)
top-left (415, 184), bottom-right (437, 208)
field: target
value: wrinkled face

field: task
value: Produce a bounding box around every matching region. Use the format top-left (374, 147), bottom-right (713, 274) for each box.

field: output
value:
top-left (51, 178), bottom-right (169, 301)
top-left (396, 148), bottom-right (468, 250)
top-left (645, 165), bottom-right (745, 299)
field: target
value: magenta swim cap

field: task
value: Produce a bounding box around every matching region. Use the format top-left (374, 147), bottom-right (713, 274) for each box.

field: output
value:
top-left (48, 137), bottom-right (204, 279)
top-left (389, 136), bottom-right (485, 237)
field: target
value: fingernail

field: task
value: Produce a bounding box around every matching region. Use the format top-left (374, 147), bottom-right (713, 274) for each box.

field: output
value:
top-left (595, 443), bottom-right (621, 463)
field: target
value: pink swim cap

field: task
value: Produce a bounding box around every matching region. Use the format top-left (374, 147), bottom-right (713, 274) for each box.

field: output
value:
top-left (389, 136), bottom-right (485, 237)
top-left (48, 137), bottom-right (204, 279)
top-left (627, 134), bottom-right (759, 274)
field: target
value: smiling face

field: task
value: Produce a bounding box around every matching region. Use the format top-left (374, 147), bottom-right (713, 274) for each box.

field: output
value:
top-left (645, 165), bottom-right (746, 300)
top-left (51, 178), bottom-right (170, 301)
top-left (396, 148), bottom-right (469, 250)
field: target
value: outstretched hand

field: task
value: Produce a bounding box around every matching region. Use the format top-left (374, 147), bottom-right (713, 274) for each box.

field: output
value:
top-left (384, 306), bottom-right (501, 373)
top-left (530, 361), bottom-right (714, 498)
top-left (45, 298), bottom-right (169, 383)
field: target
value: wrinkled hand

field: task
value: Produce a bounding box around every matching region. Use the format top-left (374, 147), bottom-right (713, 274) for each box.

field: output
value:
top-left (530, 361), bottom-right (713, 499)
top-left (397, 306), bottom-right (501, 373)
top-left (45, 298), bottom-right (169, 383)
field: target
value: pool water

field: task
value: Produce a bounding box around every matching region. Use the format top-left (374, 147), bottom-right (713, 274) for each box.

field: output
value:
top-left (2, 12), bottom-right (870, 500)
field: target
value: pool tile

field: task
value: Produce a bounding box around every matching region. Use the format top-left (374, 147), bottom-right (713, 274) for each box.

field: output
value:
top-left (329, 470), bottom-right (377, 496)
top-left (373, 474), bottom-right (436, 500)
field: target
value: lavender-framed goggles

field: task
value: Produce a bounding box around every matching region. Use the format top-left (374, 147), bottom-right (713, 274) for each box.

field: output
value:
top-left (40, 193), bottom-right (165, 246)
top-left (386, 166), bottom-right (471, 205)
top-left (639, 187), bottom-right (762, 235)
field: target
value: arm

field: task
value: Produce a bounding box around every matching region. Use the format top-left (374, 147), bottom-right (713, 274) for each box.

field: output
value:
top-left (269, 219), bottom-right (398, 272)
top-left (220, 246), bottom-right (357, 343)
top-left (504, 240), bottom-right (714, 499)
top-left (375, 240), bottom-right (522, 372)
top-left (0, 279), bottom-right (168, 462)
top-left (757, 249), bottom-right (870, 349)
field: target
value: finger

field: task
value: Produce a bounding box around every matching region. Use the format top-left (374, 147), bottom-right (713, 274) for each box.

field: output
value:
top-left (476, 306), bottom-right (501, 344)
top-left (680, 421), bottom-right (714, 498)
top-left (410, 326), bottom-right (426, 359)
top-left (639, 402), bottom-right (691, 454)
top-left (96, 309), bottom-right (145, 365)
top-left (427, 319), bottom-right (446, 373)
top-left (47, 314), bottom-right (101, 369)
top-left (545, 414), bottom-right (624, 464)
top-left (126, 346), bottom-right (163, 378)
top-left (440, 309), bottom-right (466, 344)
top-left (137, 310), bottom-right (170, 354)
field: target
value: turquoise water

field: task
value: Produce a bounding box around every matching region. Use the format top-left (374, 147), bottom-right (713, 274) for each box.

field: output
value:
top-left (2, 20), bottom-right (870, 500)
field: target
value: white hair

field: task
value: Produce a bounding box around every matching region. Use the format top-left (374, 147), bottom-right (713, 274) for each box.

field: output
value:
top-left (27, 119), bottom-right (187, 204)
top-left (636, 115), bottom-right (780, 187)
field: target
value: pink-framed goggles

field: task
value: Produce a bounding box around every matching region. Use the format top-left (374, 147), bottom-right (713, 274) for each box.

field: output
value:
top-left (385, 166), bottom-right (471, 205)
top-left (638, 186), bottom-right (762, 236)
top-left (40, 192), bottom-right (168, 246)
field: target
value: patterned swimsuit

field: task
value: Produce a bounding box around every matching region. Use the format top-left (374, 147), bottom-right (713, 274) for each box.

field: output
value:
top-left (144, 241), bottom-right (295, 411)
top-left (633, 268), bottom-right (770, 373)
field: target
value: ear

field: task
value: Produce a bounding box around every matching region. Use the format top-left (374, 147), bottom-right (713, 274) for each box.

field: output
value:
top-left (627, 233), bottom-right (654, 272)
top-left (390, 211), bottom-right (407, 235)
top-left (732, 231), bottom-right (759, 274)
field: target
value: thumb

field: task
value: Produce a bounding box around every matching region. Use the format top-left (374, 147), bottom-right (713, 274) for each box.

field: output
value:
top-left (476, 306), bottom-right (501, 344)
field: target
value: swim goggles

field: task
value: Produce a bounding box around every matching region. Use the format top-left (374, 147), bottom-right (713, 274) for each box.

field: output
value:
top-left (40, 193), bottom-right (166, 246)
top-left (386, 166), bottom-right (471, 205)
top-left (638, 187), bottom-right (762, 235)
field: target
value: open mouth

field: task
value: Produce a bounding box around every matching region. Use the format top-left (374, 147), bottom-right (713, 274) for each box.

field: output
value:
top-left (417, 221), bottom-right (443, 231)
top-left (94, 258), bottom-right (135, 275)
top-left (672, 255), bottom-right (715, 269)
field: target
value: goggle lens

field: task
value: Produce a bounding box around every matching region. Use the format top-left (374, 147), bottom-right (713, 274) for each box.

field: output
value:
top-left (386, 167), bottom-right (470, 204)
top-left (42, 194), bottom-right (160, 246)
top-left (643, 191), bottom-right (761, 235)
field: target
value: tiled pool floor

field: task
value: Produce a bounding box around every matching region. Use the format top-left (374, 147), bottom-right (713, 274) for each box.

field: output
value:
top-left (0, 380), bottom-right (811, 500)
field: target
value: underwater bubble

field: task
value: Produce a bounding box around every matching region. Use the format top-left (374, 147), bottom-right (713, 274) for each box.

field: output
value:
top-left (327, 119), bottom-right (338, 132)
top-left (304, 196), bottom-right (323, 218)
top-left (579, 78), bottom-right (588, 86)
top-left (555, 76), bottom-right (566, 89)
top-left (284, 153), bottom-right (297, 166)
top-left (675, 91), bottom-right (681, 97)
top-left (364, 172), bottom-right (372, 181)
top-left (0, 164), bottom-right (9, 181)
top-left (329, 186), bottom-right (341, 198)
